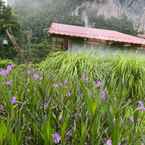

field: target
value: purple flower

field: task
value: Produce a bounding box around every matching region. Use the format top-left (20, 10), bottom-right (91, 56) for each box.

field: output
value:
top-left (67, 91), bottom-right (71, 97)
top-left (137, 101), bottom-right (145, 111)
top-left (64, 80), bottom-right (68, 85)
top-left (11, 96), bottom-right (17, 105)
top-left (95, 80), bottom-right (102, 88)
top-left (100, 90), bottom-right (108, 101)
top-left (105, 139), bottom-right (112, 145)
top-left (0, 64), bottom-right (14, 77)
top-left (6, 64), bottom-right (14, 73)
top-left (52, 132), bottom-right (61, 144)
top-left (0, 69), bottom-right (8, 77)
top-left (5, 80), bottom-right (12, 86)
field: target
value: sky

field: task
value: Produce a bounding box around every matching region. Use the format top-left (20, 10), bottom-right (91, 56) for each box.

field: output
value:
top-left (7, 0), bottom-right (15, 5)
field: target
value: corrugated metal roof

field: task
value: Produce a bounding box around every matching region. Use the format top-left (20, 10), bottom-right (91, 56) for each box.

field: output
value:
top-left (49, 23), bottom-right (145, 46)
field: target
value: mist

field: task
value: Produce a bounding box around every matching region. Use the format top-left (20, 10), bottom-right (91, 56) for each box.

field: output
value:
top-left (7, 0), bottom-right (145, 33)
top-left (2, 0), bottom-right (8, 5)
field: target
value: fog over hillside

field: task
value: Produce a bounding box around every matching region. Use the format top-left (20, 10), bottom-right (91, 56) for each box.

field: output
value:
top-left (7, 0), bottom-right (145, 32)
top-left (2, 0), bottom-right (8, 5)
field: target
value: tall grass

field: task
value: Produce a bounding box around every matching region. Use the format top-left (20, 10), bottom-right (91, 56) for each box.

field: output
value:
top-left (39, 51), bottom-right (105, 81)
top-left (0, 51), bottom-right (145, 145)
top-left (40, 51), bottom-right (145, 100)
top-left (105, 54), bottom-right (145, 100)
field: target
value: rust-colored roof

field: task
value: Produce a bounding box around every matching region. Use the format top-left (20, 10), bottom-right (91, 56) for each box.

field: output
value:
top-left (49, 23), bottom-right (145, 46)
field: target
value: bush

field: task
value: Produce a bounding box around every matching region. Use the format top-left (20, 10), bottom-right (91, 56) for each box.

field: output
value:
top-left (0, 47), bottom-right (17, 59)
top-left (21, 39), bottom-right (60, 63)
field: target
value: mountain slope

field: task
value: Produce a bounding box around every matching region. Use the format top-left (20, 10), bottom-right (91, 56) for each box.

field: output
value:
top-left (71, 0), bottom-right (145, 31)
top-left (8, 0), bottom-right (145, 33)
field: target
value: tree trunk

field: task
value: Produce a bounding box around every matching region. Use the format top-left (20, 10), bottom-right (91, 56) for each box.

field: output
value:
top-left (6, 29), bottom-right (21, 53)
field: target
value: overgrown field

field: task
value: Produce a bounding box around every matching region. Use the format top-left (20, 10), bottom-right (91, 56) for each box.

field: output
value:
top-left (1, 52), bottom-right (145, 145)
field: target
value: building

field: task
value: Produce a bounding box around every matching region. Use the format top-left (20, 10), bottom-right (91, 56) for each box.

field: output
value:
top-left (48, 23), bottom-right (145, 52)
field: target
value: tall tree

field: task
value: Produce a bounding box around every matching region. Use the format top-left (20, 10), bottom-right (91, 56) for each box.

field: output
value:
top-left (0, 0), bottom-right (21, 52)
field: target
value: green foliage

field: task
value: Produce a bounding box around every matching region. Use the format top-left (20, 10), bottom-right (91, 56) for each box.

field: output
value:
top-left (0, 0), bottom-right (21, 59)
top-left (13, 0), bottom-right (84, 44)
top-left (105, 54), bottom-right (145, 100)
top-left (0, 0), bottom-right (19, 32)
top-left (0, 46), bottom-right (17, 59)
top-left (57, 15), bottom-right (84, 26)
top-left (1, 52), bottom-right (145, 144)
top-left (0, 58), bottom-right (14, 68)
top-left (39, 51), bottom-right (103, 80)
top-left (20, 39), bottom-right (57, 63)
top-left (39, 51), bottom-right (145, 100)
top-left (91, 15), bottom-right (137, 35)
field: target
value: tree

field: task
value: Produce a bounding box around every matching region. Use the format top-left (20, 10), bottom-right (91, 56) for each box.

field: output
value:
top-left (92, 14), bottom-right (137, 35)
top-left (13, 0), bottom-right (85, 40)
top-left (0, 0), bottom-right (21, 53)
